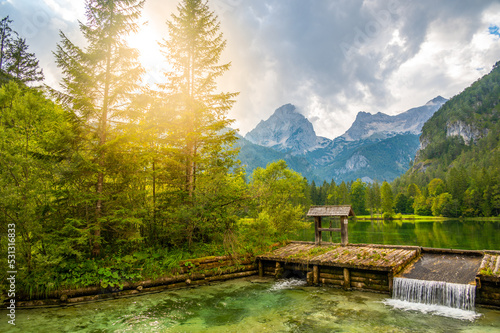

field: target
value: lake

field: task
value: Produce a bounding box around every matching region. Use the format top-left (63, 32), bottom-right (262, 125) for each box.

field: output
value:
top-left (2, 277), bottom-right (500, 332)
top-left (298, 218), bottom-right (500, 250)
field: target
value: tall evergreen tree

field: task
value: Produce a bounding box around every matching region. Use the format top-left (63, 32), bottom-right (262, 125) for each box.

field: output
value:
top-left (6, 37), bottom-right (44, 83)
top-left (53, 0), bottom-right (145, 256)
top-left (0, 16), bottom-right (15, 73)
top-left (159, 0), bottom-right (239, 199)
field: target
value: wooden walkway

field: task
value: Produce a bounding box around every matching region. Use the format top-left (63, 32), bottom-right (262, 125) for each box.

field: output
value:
top-left (258, 242), bottom-right (420, 273)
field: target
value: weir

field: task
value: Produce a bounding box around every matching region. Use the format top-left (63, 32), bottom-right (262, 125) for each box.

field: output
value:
top-left (387, 251), bottom-right (483, 318)
top-left (392, 277), bottom-right (476, 311)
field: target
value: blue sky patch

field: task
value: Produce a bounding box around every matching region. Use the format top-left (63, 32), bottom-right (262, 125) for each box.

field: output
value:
top-left (489, 25), bottom-right (500, 37)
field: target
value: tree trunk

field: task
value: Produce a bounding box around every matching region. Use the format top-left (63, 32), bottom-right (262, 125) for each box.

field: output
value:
top-left (93, 33), bottom-right (112, 257)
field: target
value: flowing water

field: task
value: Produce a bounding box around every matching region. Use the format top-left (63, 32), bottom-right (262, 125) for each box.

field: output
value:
top-left (2, 277), bottom-right (500, 332)
top-left (383, 277), bottom-right (480, 321)
top-left (391, 278), bottom-right (476, 310)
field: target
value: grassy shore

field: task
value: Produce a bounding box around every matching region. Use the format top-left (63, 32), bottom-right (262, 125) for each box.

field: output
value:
top-left (355, 214), bottom-right (445, 221)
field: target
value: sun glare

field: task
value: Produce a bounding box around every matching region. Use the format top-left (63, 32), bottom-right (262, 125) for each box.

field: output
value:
top-left (126, 21), bottom-right (165, 86)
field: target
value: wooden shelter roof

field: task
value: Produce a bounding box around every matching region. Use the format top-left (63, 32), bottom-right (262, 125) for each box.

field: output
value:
top-left (307, 205), bottom-right (355, 217)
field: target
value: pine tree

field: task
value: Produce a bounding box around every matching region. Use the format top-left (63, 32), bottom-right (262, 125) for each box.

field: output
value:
top-left (0, 16), bottom-right (15, 73)
top-left (159, 0), bottom-right (239, 199)
top-left (53, 0), bottom-right (145, 256)
top-left (6, 37), bottom-right (44, 83)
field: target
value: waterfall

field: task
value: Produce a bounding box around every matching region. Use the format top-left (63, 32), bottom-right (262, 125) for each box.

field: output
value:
top-left (392, 277), bottom-right (476, 311)
top-left (384, 277), bottom-right (481, 320)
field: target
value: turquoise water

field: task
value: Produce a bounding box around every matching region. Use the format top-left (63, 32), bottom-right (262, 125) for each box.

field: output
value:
top-left (1, 277), bottom-right (500, 332)
top-left (299, 219), bottom-right (500, 250)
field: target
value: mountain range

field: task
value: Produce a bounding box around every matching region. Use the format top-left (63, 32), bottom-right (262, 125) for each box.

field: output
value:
top-left (236, 96), bottom-right (447, 183)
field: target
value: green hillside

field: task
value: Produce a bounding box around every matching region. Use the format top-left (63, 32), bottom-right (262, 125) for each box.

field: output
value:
top-left (394, 61), bottom-right (500, 217)
top-left (418, 61), bottom-right (500, 166)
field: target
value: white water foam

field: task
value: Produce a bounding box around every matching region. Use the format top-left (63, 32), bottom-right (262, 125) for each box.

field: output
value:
top-left (383, 299), bottom-right (482, 321)
top-left (384, 277), bottom-right (481, 321)
top-left (268, 278), bottom-right (307, 291)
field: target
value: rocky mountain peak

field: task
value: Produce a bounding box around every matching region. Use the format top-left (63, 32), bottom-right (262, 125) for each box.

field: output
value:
top-left (274, 103), bottom-right (297, 116)
top-left (245, 104), bottom-right (326, 155)
top-left (341, 96), bottom-right (447, 141)
top-left (426, 95), bottom-right (447, 106)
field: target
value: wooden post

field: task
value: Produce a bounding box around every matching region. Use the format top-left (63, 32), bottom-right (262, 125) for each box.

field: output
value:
top-left (313, 265), bottom-right (319, 285)
top-left (315, 216), bottom-right (322, 245)
top-left (343, 268), bottom-right (351, 290)
top-left (341, 216), bottom-right (348, 246)
top-left (307, 271), bottom-right (313, 285)
top-left (330, 219), bottom-right (333, 243)
top-left (258, 260), bottom-right (263, 277)
top-left (275, 261), bottom-right (283, 279)
top-left (388, 272), bottom-right (393, 292)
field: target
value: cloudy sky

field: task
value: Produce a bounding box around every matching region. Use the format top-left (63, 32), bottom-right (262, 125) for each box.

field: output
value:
top-left (2, 0), bottom-right (500, 138)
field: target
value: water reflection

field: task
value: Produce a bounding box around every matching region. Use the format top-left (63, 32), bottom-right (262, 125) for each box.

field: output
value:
top-left (299, 219), bottom-right (500, 250)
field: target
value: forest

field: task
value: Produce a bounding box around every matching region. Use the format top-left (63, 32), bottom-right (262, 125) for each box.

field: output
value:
top-left (1, 0), bottom-right (499, 300)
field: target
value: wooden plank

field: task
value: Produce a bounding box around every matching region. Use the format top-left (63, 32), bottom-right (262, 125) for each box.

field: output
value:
top-left (351, 281), bottom-right (389, 292)
top-left (307, 205), bottom-right (355, 217)
top-left (350, 271), bottom-right (387, 280)
top-left (321, 278), bottom-right (343, 285)
top-left (320, 272), bottom-right (344, 280)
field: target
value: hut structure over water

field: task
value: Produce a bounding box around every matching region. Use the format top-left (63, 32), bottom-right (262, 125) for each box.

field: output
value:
top-left (307, 205), bottom-right (355, 246)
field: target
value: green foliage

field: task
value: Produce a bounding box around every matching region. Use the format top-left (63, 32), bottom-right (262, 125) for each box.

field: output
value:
top-left (5, 37), bottom-right (44, 83)
top-left (366, 182), bottom-right (381, 216)
top-left (236, 216), bottom-right (277, 254)
top-left (428, 178), bottom-right (445, 197)
top-left (380, 181), bottom-right (394, 216)
top-left (350, 179), bottom-right (368, 215)
top-left (394, 193), bottom-right (412, 214)
top-left (0, 16), bottom-right (15, 72)
top-left (413, 194), bottom-right (432, 216)
top-left (250, 160), bottom-right (308, 237)
top-left (480, 267), bottom-right (494, 276)
top-left (0, 16), bottom-right (43, 83)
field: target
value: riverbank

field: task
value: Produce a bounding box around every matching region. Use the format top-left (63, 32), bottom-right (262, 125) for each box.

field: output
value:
top-left (7, 254), bottom-right (258, 308)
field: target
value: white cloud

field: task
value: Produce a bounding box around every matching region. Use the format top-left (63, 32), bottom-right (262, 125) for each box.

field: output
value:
top-left (2, 0), bottom-right (499, 139)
